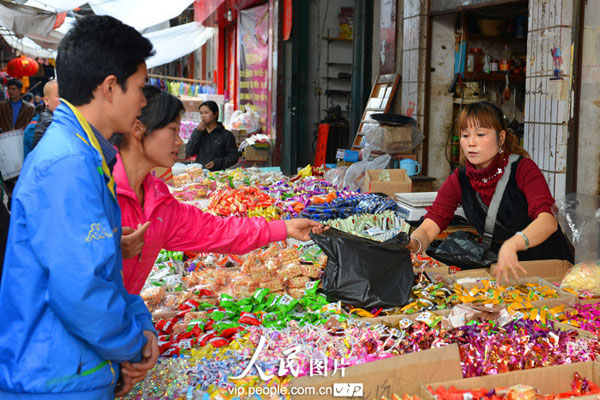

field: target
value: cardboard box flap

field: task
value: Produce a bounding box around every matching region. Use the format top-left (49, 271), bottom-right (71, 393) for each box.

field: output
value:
top-left (290, 344), bottom-right (462, 398)
top-left (421, 361), bottom-right (600, 399)
top-left (490, 259), bottom-right (573, 282)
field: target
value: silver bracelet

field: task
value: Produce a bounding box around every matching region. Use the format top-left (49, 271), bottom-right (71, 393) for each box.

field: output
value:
top-left (411, 237), bottom-right (422, 254)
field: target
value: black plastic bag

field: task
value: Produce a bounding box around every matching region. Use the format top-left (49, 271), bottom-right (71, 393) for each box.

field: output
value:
top-left (426, 230), bottom-right (497, 270)
top-left (310, 228), bottom-right (414, 309)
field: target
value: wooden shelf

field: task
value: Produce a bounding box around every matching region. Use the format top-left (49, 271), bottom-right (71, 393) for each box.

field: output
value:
top-left (325, 89), bottom-right (351, 97)
top-left (464, 71), bottom-right (525, 82)
top-left (321, 76), bottom-right (352, 81)
top-left (469, 34), bottom-right (526, 44)
top-left (323, 36), bottom-right (353, 42)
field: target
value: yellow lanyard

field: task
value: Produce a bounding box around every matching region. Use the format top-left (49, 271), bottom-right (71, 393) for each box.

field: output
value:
top-left (61, 99), bottom-right (116, 200)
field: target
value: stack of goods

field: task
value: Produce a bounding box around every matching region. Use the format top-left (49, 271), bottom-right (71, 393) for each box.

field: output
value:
top-left (428, 372), bottom-right (600, 400)
top-left (560, 262), bottom-right (600, 300)
top-left (300, 193), bottom-right (399, 221)
top-left (261, 177), bottom-right (357, 218)
top-left (151, 282), bottom-right (353, 356)
top-left (323, 210), bottom-right (409, 241)
top-left (563, 302), bottom-right (600, 335)
top-left (207, 186), bottom-right (278, 219)
top-left (185, 244), bottom-right (325, 299)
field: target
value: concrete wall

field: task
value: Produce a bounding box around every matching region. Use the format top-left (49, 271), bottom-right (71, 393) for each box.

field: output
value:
top-left (305, 0), bottom-right (354, 163)
top-left (427, 14), bottom-right (456, 186)
top-left (577, 1), bottom-right (600, 195)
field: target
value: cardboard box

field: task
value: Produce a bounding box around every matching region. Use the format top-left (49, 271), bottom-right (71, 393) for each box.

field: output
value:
top-left (460, 276), bottom-right (577, 309)
top-left (290, 344), bottom-right (463, 398)
top-left (490, 259), bottom-right (573, 283)
top-left (421, 361), bottom-right (600, 399)
top-left (440, 268), bottom-right (492, 286)
top-left (381, 125), bottom-right (413, 154)
top-left (244, 145), bottom-right (269, 161)
top-left (363, 169), bottom-right (412, 196)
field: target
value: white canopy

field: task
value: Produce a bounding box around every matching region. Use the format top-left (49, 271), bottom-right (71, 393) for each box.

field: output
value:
top-left (0, 27), bottom-right (56, 58)
top-left (1, 1), bottom-right (213, 68)
top-left (145, 22), bottom-right (215, 69)
top-left (25, 0), bottom-right (195, 32)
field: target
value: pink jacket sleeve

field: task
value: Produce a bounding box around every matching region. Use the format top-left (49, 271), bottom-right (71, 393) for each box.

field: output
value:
top-left (162, 197), bottom-right (287, 254)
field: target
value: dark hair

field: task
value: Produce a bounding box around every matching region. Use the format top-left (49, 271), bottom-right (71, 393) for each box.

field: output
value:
top-left (56, 15), bottom-right (154, 106)
top-left (199, 100), bottom-right (219, 117)
top-left (34, 103), bottom-right (45, 116)
top-left (110, 85), bottom-right (184, 149)
top-left (457, 101), bottom-right (529, 158)
top-left (7, 79), bottom-right (22, 89)
top-left (22, 93), bottom-right (34, 103)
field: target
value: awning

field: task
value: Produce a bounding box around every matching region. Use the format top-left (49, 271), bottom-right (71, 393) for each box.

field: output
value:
top-left (145, 22), bottom-right (215, 69)
top-left (25, 0), bottom-right (195, 32)
top-left (0, 0), bottom-right (57, 37)
top-left (0, 27), bottom-right (56, 58)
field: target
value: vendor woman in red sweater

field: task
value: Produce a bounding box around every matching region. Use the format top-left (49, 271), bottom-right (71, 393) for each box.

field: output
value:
top-left (406, 101), bottom-right (572, 283)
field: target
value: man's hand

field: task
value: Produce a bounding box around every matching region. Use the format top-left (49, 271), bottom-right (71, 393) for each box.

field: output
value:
top-left (205, 161), bottom-right (215, 169)
top-left (284, 219), bottom-right (329, 242)
top-left (121, 222), bottom-right (150, 259)
top-left (120, 331), bottom-right (159, 385)
top-left (197, 121), bottom-right (207, 131)
top-left (114, 374), bottom-right (134, 398)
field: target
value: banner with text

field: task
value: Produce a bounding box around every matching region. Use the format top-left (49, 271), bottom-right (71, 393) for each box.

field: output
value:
top-left (238, 3), bottom-right (269, 133)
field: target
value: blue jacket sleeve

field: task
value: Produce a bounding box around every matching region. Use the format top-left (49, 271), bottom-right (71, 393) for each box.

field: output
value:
top-left (24, 155), bottom-right (148, 363)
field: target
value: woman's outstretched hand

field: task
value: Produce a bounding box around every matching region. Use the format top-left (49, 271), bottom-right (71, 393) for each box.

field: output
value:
top-left (284, 219), bottom-right (329, 242)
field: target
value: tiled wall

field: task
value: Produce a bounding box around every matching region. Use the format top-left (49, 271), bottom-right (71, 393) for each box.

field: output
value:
top-left (524, 0), bottom-right (575, 198)
top-left (401, 0), bottom-right (428, 130)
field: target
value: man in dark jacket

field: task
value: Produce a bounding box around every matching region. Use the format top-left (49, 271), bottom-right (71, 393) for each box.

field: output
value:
top-left (0, 79), bottom-right (35, 133)
top-left (32, 80), bottom-right (59, 147)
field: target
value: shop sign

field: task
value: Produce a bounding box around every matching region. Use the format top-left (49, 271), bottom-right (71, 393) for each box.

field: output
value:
top-left (238, 3), bottom-right (269, 133)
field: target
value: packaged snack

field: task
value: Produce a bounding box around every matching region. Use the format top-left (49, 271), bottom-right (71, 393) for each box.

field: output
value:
top-left (141, 286), bottom-right (166, 308)
top-left (173, 173), bottom-right (191, 187)
top-left (277, 263), bottom-right (303, 280)
top-left (560, 262), bottom-right (600, 295)
top-left (287, 288), bottom-right (305, 299)
top-left (186, 166), bottom-right (203, 179)
top-left (301, 263), bottom-right (323, 279)
top-left (263, 279), bottom-right (284, 292)
top-left (287, 276), bottom-right (310, 289)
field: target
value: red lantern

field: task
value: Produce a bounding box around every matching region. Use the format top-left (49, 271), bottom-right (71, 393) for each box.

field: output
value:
top-left (7, 56), bottom-right (39, 78)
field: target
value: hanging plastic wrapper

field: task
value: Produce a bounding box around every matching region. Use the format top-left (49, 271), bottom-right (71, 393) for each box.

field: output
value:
top-left (361, 119), bottom-right (424, 158)
top-left (554, 193), bottom-right (600, 295)
top-left (343, 154), bottom-right (391, 192)
top-left (310, 228), bottom-right (414, 308)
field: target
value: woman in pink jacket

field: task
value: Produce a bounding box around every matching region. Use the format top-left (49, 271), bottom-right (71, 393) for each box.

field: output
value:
top-left (112, 86), bottom-right (325, 295)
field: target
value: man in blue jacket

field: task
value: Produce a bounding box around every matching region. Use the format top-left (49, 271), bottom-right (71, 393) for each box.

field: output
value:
top-left (0, 16), bottom-right (158, 399)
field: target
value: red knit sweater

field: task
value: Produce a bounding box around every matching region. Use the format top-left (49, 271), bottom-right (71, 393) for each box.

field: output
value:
top-left (424, 153), bottom-right (555, 232)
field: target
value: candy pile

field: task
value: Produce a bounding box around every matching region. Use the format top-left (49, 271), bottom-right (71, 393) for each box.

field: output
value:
top-left (453, 280), bottom-right (560, 306)
top-left (395, 281), bottom-right (456, 315)
top-left (207, 186), bottom-right (277, 218)
top-left (428, 372), bottom-right (600, 400)
top-left (456, 319), bottom-right (599, 377)
top-left (300, 194), bottom-right (400, 221)
top-left (563, 302), bottom-right (600, 335)
top-left (152, 283), bottom-right (353, 357)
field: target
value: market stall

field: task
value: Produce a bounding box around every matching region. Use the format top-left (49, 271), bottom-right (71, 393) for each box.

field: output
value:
top-left (119, 164), bottom-right (600, 400)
